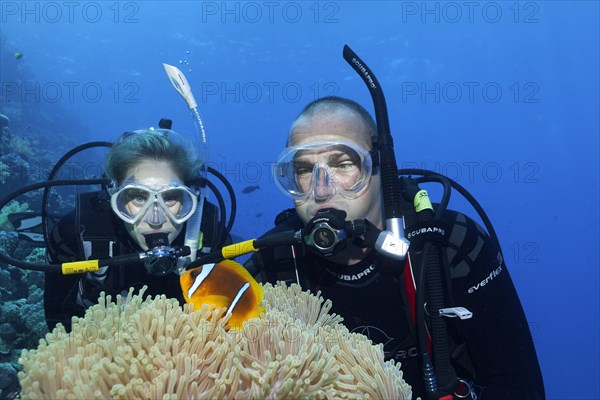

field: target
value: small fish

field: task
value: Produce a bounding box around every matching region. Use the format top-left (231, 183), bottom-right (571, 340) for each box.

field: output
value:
top-left (242, 185), bottom-right (260, 194)
top-left (180, 260), bottom-right (264, 328)
top-left (14, 52), bottom-right (23, 60)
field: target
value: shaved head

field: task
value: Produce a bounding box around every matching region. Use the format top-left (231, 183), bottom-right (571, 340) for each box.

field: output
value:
top-left (289, 96), bottom-right (377, 148)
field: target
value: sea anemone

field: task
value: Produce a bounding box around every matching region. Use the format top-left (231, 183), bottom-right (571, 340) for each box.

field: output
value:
top-left (19, 283), bottom-right (412, 399)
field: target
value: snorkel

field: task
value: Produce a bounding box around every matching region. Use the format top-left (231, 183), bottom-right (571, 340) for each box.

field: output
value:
top-left (342, 45), bottom-right (410, 261)
top-left (163, 63), bottom-right (208, 263)
top-left (342, 45), bottom-right (477, 398)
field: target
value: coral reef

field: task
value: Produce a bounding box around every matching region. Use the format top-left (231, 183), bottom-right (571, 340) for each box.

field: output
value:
top-left (0, 161), bottom-right (8, 184)
top-left (0, 363), bottom-right (18, 397)
top-left (0, 207), bottom-right (47, 400)
top-left (0, 37), bottom-right (97, 400)
top-left (0, 255), bottom-right (46, 399)
top-left (0, 202), bottom-right (29, 232)
top-left (18, 284), bottom-right (412, 399)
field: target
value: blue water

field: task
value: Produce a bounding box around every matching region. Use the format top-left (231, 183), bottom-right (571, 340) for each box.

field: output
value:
top-left (1, 2), bottom-right (598, 398)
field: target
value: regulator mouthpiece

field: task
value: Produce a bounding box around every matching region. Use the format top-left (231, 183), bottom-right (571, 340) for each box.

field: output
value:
top-left (302, 208), bottom-right (366, 257)
top-left (142, 233), bottom-right (182, 276)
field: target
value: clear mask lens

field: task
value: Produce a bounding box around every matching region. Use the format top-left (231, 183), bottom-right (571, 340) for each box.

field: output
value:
top-left (273, 140), bottom-right (373, 201)
top-left (110, 183), bottom-right (198, 225)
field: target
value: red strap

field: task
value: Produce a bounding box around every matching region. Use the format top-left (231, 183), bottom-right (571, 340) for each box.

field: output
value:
top-left (403, 253), bottom-right (432, 353)
top-left (403, 255), bottom-right (417, 325)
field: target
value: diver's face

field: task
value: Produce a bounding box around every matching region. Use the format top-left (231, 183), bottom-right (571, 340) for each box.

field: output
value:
top-left (289, 112), bottom-right (383, 229)
top-left (120, 160), bottom-right (185, 250)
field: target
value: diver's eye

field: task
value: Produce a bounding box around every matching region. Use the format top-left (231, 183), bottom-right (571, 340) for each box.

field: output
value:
top-left (293, 161), bottom-right (314, 178)
top-left (127, 190), bottom-right (149, 206)
top-left (296, 168), bottom-right (312, 177)
top-left (162, 192), bottom-right (183, 207)
top-left (335, 161), bottom-right (357, 171)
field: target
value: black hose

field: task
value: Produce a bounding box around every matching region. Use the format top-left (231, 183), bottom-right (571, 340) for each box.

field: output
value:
top-left (422, 216), bottom-right (457, 394)
top-left (207, 166), bottom-right (237, 233)
top-left (41, 141), bottom-right (112, 249)
top-left (1, 178), bottom-right (108, 212)
top-left (0, 178), bottom-right (108, 271)
top-left (343, 45), bottom-right (404, 221)
top-left (0, 251), bottom-right (62, 272)
top-left (415, 240), bottom-right (437, 395)
top-left (401, 174), bottom-right (457, 396)
top-left (412, 210), bottom-right (457, 398)
top-left (414, 175), bottom-right (452, 219)
top-left (205, 179), bottom-right (228, 249)
top-left (400, 168), bottom-right (503, 256)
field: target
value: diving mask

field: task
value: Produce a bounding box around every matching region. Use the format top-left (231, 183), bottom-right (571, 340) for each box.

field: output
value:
top-left (273, 140), bottom-right (373, 201)
top-left (109, 180), bottom-right (199, 225)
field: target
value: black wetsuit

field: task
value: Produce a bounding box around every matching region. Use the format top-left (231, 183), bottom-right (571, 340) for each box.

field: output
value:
top-left (44, 191), bottom-right (228, 331)
top-left (245, 208), bottom-right (545, 400)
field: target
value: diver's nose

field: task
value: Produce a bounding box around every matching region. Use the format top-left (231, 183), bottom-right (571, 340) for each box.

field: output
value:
top-left (146, 203), bottom-right (165, 226)
top-left (313, 165), bottom-right (335, 201)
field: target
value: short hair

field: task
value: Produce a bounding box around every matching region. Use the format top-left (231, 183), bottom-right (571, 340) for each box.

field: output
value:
top-left (105, 129), bottom-right (196, 185)
top-left (289, 96), bottom-right (377, 147)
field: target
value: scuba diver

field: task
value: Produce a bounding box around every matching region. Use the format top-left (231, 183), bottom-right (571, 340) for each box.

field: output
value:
top-left (43, 125), bottom-right (230, 331)
top-left (0, 65), bottom-right (236, 332)
top-left (244, 46), bottom-right (545, 399)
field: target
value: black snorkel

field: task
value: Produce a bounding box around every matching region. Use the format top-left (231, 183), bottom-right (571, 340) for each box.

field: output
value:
top-left (342, 45), bottom-right (410, 261)
top-left (343, 45), bottom-right (463, 398)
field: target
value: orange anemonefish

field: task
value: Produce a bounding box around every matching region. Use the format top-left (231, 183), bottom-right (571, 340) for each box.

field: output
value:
top-left (180, 260), bottom-right (265, 328)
